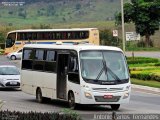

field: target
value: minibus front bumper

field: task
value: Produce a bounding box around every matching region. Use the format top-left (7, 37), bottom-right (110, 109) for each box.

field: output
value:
top-left (80, 88), bottom-right (130, 105)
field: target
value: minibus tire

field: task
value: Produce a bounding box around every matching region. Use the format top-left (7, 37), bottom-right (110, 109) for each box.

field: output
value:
top-left (68, 92), bottom-right (76, 109)
top-left (36, 88), bottom-right (44, 103)
top-left (110, 104), bottom-right (120, 110)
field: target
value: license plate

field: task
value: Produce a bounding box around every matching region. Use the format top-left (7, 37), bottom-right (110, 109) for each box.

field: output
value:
top-left (103, 95), bottom-right (113, 99)
top-left (10, 81), bottom-right (17, 85)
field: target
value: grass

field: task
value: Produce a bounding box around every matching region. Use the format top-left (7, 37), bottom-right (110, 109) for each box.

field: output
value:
top-left (129, 63), bottom-right (155, 67)
top-left (131, 78), bottom-right (160, 88)
top-left (128, 57), bottom-right (160, 87)
top-left (126, 46), bottom-right (160, 51)
top-left (0, 49), bottom-right (4, 55)
top-left (0, 0), bottom-right (121, 26)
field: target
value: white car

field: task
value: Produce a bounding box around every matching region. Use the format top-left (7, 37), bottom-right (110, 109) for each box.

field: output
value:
top-left (0, 65), bottom-right (20, 88)
top-left (7, 49), bottom-right (22, 60)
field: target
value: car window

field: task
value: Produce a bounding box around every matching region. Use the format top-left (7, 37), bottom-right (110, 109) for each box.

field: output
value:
top-left (18, 50), bottom-right (22, 53)
top-left (0, 67), bottom-right (20, 75)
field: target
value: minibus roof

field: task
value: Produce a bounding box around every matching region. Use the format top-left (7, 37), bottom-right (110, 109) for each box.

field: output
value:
top-left (23, 44), bottom-right (123, 52)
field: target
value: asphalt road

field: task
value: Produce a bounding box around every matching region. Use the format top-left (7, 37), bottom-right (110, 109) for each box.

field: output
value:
top-left (0, 54), bottom-right (160, 120)
top-left (125, 51), bottom-right (160, 58)
top-left (0, 88), bottom-right (160, 120)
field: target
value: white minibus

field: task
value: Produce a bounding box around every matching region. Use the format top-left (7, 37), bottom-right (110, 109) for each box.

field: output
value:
top-left (21, 44), bottom-right (130, 110)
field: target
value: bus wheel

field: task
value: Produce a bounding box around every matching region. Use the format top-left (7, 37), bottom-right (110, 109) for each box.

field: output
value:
top-left (110, 104), bottom-right (120, 110)
top-left (68, 92), bottom-right (76, 109)
top-left (36, 88), bottom-right (43, 103)
top-left (10, 55), bottom-right (16, 60)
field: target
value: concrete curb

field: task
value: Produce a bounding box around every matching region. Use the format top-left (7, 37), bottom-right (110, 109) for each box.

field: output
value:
top-left (131, 84), bottom-right (160, 93)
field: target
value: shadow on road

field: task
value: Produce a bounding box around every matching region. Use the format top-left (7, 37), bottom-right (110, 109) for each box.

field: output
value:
top-left (26, 98), bottom-right (113, 111)
top-left (0, 88), bottom-right (21, 92)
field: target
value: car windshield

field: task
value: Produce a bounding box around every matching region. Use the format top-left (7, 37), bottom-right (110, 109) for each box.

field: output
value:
top-left (0, 67), bottom-right (20, 75)
top-left (80, 50), bottom-right (129, 84)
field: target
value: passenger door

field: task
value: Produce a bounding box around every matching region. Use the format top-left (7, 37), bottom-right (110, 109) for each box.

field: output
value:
top-left (56, 51), bottom-right (69, 100)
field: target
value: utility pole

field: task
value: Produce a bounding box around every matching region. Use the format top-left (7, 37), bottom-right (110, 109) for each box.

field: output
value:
top-left (121, 0), bottom-right (125, 52)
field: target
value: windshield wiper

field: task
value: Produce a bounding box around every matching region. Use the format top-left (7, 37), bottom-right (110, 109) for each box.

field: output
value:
top-left (95, 60), bottom-right (107, 81)
top-left (95, 65), bottom-right (105, 81)
top-left (106, 66), bottom-right (121, 82)
top-left (95, 60), bottom-right (121, 82)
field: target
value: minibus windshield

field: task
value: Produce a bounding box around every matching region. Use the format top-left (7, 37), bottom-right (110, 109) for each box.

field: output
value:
top-left (80, 50), bottom-right (129, 84)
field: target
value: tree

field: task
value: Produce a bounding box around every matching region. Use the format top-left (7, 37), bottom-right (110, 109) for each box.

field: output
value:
top-left (116, 0), bottom-right (160, 47)
top-left (100, 29), bottom-right (119, 46)
top-left (18, 8), bottom-right (27, 19)
top-left (0, 33), bottom-right (5, 43)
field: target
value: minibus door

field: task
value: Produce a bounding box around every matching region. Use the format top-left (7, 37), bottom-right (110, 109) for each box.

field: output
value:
top-left (57, 53), bottom-right (69, 100)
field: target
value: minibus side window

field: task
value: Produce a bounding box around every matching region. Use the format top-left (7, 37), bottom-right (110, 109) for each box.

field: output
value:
top-left (45, 50), bottom-right (57, 72)
top-left (33, 49), bottom-right (45, 71)
top-left (22, 49), bottom-right (34, 69)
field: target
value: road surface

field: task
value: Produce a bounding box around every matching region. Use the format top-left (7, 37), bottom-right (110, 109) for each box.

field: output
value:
top-left (125, 51), bottom-right (160, 58)
top-left (0, 88), bottom-right (160, 120)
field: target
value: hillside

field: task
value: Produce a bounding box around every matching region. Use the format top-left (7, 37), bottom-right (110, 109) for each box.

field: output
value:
top-left (0, 0), bottom-right (123, 26)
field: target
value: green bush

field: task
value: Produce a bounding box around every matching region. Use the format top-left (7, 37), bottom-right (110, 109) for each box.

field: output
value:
top-left (155, 62), bottom-right (160, 66)
top-left (0, 110), bottom-right (81, 120)
top-left (127, 57), bottom-right (159, 64)
top-left (131, 73), bottom-right (160, 82)
top-left (0, 50), bottom-right (4, 55)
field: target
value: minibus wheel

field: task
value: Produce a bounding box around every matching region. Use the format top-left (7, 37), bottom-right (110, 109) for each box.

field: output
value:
top-left (110, 104), bottom-right (120, 110)
top-left (68, 92), bottom-right (76, 109)
top-left (36, 88), bottom-right (43, 103)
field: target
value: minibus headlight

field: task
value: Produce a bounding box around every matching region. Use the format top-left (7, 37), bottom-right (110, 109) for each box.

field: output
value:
top-left (123, 92), bottom-right (129, 99)
top-left (82, 85), bottom-right (91, 91)
top-left (125, 85), bottom-right (130, 91)
top-left (84, 92), bottom-right (92, 99)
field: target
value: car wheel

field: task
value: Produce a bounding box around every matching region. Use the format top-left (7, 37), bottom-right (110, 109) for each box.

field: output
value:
top-left (10, 55), bottom-right (16, 60)
top-left (36, 88), bottom-right (44, 103)
top-left (111, 104), bottom-right (120, 110)
top-left (68, 92), bottom-right (77, 109)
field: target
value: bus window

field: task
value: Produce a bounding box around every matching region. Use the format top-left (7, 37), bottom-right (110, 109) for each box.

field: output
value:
top-left (32, 32), bottom-right (37, 40)
top-left (23, 49), bottom-right (34, 60)
top-left (6, 33), bottom-right (16, 48)
top-left (19, 33), bottom-right (28, 40)
top-left (52, 32), bottom-right (55, 39)
top-left (46, 50), bottom-right (56, 61)
top-left (56, 32), bottom-right (61, 39)
top-left (22, 49), bottom-right (34, 69)
top-left (33, 49), bottom-right (45, 71)
top-left (44, 32), bottom-right (49, 40)
top-left (45, 50), bottom-right (57, 72)
top-left (48, 32), bottom-right (52, 40)
top-left (27, 33), bottom-right (32, 40)
top-left (68, 50), bottom-right (80, 84)
top-left (62, 32), bottom-right (67, 39)
top-left (17, 33), bottom-right (20, 40)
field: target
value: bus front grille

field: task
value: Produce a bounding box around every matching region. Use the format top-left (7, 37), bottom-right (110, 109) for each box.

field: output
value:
top-left (92, 88), bottom-right (124, 92)
top-left (94, 96), bottom-right (121, 102)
